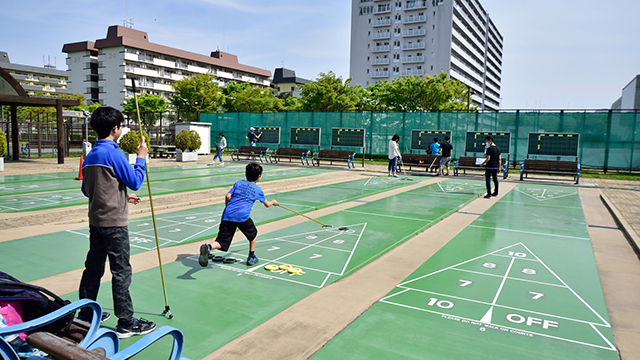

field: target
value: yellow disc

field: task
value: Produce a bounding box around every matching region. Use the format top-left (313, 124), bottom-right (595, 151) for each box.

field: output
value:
top-left (264, 264), bottom-right (279, 271)
top-left (287, 267), bottom-right (303, 274)
top-left (279, 264), bottom-right (293, 270)
top-left (455, 187), bottom-right (461, 189)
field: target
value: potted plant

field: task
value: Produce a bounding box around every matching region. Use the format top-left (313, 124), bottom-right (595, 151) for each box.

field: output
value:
top-left (175, 129), bottom-right (201, 162)
top-left (0, 128), bottom-right (6, 171)
top-left (119, 129), bottom-right (151, 165)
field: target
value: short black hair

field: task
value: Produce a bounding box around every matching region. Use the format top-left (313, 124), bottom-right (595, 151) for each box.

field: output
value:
top-left (246, 162), bottom-right (263, 182)
top-left (434, 137), bottom-right (439, 142)
top-left (90, 106), bottom-right (124, 139)
top-left (219, 132), bottom-right (224, 136)
top-left (485, 135), bottom-right (493, 142)
top-left (444, 135), bottom-right (450, 141)
top-left (391, 134), bottom-right (400, 141)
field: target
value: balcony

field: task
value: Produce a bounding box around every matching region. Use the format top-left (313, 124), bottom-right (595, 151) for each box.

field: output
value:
top-left (371, 71), bottom-right (389, 78)
top-left (373, 5), bottom-right (391, 14)
top-left (401, 69), bottom-right (425, 76)
top-left (402, 42), bottom-right (426, 50)
top-left (371, 45), bottom-right (390, 53)
top-left (371, 58), bottom-right (390, 65)
top-left (402, 56), bottom-right (425, 63)
top-left (372, 32), bottom-right (391, 40)
top-left (404, 15), bottom-right (426, 24)
top-left (404, 1), bottom-right (427, 10)
top-left (403, 29), bottom-right (426, 37)
top-left (372, 19), bottom-right (391, 27)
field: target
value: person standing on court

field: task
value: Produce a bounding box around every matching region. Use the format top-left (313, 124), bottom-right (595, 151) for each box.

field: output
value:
top-left (246, 127), bottom-right (262, 146)
top-left (430, 137), bottom-right (441, 157)
top-left (210, 132), bottom-right (226, 165)
top-left (388, 134), bottom-right (401, 177)
top-left (438, 135), bottom-right (453, 176)
top-left (78, 106), bottom-right (157, 338)
top-left (481, 135), bottom-right (501, 198)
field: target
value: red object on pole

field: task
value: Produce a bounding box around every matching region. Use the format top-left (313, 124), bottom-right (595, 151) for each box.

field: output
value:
top-left (75, 156), bottom-right (84, 180)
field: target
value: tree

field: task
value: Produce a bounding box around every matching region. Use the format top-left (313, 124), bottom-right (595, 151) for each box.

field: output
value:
top-left (169, 73), bottom-right (225, 120)
top-left (365, 71), bottom-right (473, 112)
top-left (17, 93), bottom-right (89, 122)
top-left (298, 71), bottom-right (364, 112)
top-left (121, 93), bottom-right (168, 127)
top-left (223, 84), bottom-right (282, 112)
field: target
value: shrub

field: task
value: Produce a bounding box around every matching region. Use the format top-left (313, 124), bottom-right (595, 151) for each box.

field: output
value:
top-left (0, 128), bottom-right (6, 156)
top-left (119, 130), bottom-right (151, 154)
top-left (175, 130), bottom-right (202, 152)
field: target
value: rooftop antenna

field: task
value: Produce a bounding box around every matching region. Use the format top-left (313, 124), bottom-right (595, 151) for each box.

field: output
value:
top-left (282, 48), bottom-right (286, 68)
top-left (123, 0), bottom-right (134, 27)
top-left (43, 55), bottom-right (56, 69)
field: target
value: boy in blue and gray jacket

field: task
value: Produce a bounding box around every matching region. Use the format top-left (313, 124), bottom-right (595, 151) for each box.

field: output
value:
top-left (79, 106), bottom-right (156, 339)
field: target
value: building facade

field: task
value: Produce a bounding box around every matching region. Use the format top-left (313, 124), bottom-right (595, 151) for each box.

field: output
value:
top-left (271, 68), bottom-right (310, 97)
top-left (62, 26), bottom-right (272, 108)
top-left (350, 0), bottom-right (503, 111)
top-left (0, 51), bottom-right (70, 96)
top-left (611, 75), bottom-right (640, 111)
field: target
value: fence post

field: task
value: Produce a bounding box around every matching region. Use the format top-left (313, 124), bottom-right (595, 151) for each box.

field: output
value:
top-left (514, 110), bottom-right (520, 166)
top-left (37, 122), bottom-right (42, 158)
top-left (629, 112), bottom-right (637, 172)
top-left (604, 110), bottom-right (612, 173)
top-left (28, 116), bottom-right (32, 159)
top-left (56, 99), bottom-right (64, 164)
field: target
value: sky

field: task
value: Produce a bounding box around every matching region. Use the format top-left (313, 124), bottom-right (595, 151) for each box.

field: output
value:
top-left (1, 0), bottom-right (639, 110)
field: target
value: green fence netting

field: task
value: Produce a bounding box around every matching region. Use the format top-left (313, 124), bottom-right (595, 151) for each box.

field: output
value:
top-left (200, 111), bottom-right (640, 171)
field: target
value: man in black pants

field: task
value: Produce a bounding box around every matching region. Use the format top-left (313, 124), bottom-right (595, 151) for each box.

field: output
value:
top-left (481, 136), bottom-right (501, 198)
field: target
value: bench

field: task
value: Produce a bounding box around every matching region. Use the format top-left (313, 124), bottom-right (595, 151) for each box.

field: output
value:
top-left (520, 159), bottom-right (580, 184)
top-left (0, 299), bottom-right (189, 360)
top-left (454, 156), bottom-right (509, 179)
top-left (230, 146), bottom-right (269, 163)
top-left (400, 154), bottom-right (442, 172)
top-left (272, 147), bottom-right (311, 165)
top-left (312, 149), bottom-right (356, 169)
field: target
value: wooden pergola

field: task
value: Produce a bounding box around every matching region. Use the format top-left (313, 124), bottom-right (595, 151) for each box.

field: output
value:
top-left (0, 66), bottom-right (80, 164)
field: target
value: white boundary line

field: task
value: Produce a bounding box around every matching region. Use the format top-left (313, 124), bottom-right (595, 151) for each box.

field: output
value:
top-left (379, 299), bottom-right (616, 352)
top-left (343, 210), bottom-right (431, 222)
top-left (450, 268), bottom-right (567, 288)
top-left (491, 257), bottom-right (515, 304)
top-left (514, 188), bottom-right (579, 202)
top-left (467, 225), bottom-right (591, 241)
top-left (590, 323), bottom-right (617, 351)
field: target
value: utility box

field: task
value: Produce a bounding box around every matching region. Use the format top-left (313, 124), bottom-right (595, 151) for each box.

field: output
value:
top-left (172, 122), bottom-right (211, 155)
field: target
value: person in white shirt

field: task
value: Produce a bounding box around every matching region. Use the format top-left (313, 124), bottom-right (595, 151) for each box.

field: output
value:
top-left (210, 132), bottom-right (226, 165)
top-left (388, 134), bottom-right (401, 177)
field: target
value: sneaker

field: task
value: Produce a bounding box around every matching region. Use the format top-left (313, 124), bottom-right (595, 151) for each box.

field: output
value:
top-left (491, 192), bottom-right (498, 196)
top-left (77, 311), bottom-right (110, 323)
top-left (246, 255), bottom-right (259, 266)
top-left (116, 318), bottom-right (157, 339)
top-left (220, 162), bottom-right (224, 166)
top-left (392, 174), bottom-right (398, 177)
top-left (484, 194), bottom-right (492, 199)
top-left (199, 243), bottom-right (210, 267)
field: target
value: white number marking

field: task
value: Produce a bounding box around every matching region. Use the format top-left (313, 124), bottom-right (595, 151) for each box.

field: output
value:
top-left (168, 228), bottom-right (182, 233)
top-left (267, 246), bottom-right (280, 252)
top-left (306, 235), bottom-right (317, 239)
top-left (522, 268), bottom-right (536, 275)
top-left (483, 262), bottom-right (497, 269)
top-left (508, 251), bottom-right (527, 258)
top-left (427, 297), bottom-right (454, 309)
top-left (333, 239), bottom-right (345, 244)
top-left (529, 291), bottom-right (544, 300)
top-left (309, 254), bottom-right (322, 259)
top-left (459, 280), bottom-right (473, 287)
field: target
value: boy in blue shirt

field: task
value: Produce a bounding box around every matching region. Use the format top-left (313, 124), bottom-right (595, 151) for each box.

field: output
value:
top-left (79, 106), bottom-right (156, 338)
top-left (199, 163), bottom-right (278, 267)
top-left (429, 137), bottom-right (441, 157)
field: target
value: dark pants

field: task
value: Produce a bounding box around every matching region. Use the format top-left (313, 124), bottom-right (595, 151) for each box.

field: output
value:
top-left (79, 226), bottom-right (134, 326)
top-left (388, 156), bottom-right (398, 173)
top-left (485, 168), bottom-right (499, 195)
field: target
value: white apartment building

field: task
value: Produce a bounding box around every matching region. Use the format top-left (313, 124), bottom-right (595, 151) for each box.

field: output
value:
top-left (62, 26), bottom-right (271, 109)
top-left (350, 0), bottom-right (503, 111)
top-left (0, 51), bottom-right (70, 96)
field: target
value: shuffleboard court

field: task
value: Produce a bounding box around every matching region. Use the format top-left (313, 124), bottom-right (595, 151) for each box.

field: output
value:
top-left (0, 166), bottom-right (333, 213)
top-left (61, 179), bottom-right (485, 359)
top-left (0, 176), bottom-right (422, 282)
top-left (311, 184), bottom-right (617, 360)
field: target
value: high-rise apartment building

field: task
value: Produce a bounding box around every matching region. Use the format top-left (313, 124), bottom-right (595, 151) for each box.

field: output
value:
top-left (350, 0), bottom-right (503, 111)
top-left (62, 26), bottom-right (271, 108)
top-left (0, 51), bottom-right (70, 97)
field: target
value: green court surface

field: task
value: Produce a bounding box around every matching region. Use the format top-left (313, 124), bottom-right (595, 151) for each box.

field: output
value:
top-left (311, 184), bottom-right (617, 360)
top-left (0, 166), bottom-right (332, 213)
top-left (62, 179), bottom-right (485, 359)
top-left (0, 176), bottom-right (431, 282)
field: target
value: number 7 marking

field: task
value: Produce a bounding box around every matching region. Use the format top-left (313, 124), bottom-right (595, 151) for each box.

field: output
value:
top-left (267, 246), bottom-right (280, 251)
top-left (309, 254), bottom-right (322, 259)
top-left (529, 291), bottom-right (544, 300)
top-left (459, 280), bottom-right (473, 287)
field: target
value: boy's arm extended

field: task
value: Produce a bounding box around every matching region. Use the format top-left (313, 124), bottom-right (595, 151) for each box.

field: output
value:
top-left (225, 192), bottom-right (232, 205)
top-left (263, 199), bottom-right (278, 208)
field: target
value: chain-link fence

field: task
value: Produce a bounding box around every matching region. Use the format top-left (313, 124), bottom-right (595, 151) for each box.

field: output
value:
top-left (200, 111), bottom-right (640, 171)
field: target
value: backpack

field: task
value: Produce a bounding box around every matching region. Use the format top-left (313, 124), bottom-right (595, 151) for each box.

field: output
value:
top-left (0, 271), bottom-right (73, 334)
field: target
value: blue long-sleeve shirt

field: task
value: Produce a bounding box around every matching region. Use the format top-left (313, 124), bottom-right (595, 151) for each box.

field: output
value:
top-left (81, 139), bottom-right (145, 227)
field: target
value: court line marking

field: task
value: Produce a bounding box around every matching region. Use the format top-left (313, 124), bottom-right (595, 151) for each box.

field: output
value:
top-left (519, 243), bottom-right (611, 327)
top-left (437, 182), bottom-right (445, 192)
top-left (500, 200), bottom-right (583, 210)
top-left (590, 323), bottom-right (617, 351)
top-left (339, 223), bottom-right (368, 276)
top-left (451, 268), bottom-right (567, 288)
top-left (363, 177), bottom-right (373, 186)
top-left (513, 188), bottom-right (579, 202)
top-left (386, 287), bottom-right (608, 327)
top-left (342, 210), bottom-right (431, 222)
top-left (379, 299), bottom-right (616, 352)
top-left (260, 238), bottom-right (352, 253)
top-left (492, 257), bottom-right (515, 304)
top-left (467, 225), bottom-right (591, 241)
